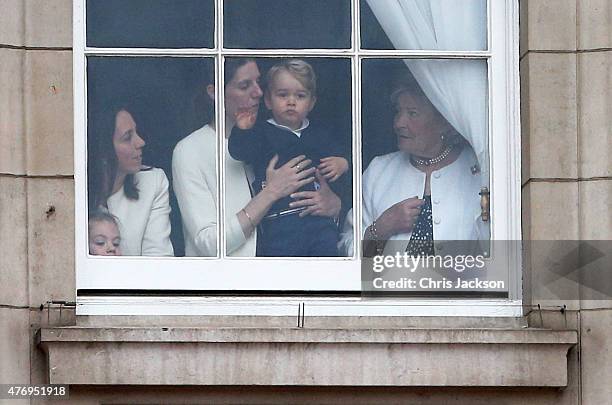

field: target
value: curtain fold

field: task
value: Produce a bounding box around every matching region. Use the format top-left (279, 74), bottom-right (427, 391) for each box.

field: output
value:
top-left (365, 0), bottom-right (489, 184)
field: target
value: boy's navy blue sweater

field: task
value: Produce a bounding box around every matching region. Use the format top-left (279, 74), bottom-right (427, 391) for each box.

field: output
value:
top-left (228, 120), bottom-right (348, 215)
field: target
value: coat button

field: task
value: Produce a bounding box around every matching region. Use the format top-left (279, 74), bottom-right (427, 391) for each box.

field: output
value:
top-left (433, 172), bottom-right (441, 179)
top-left (433, 199), bottom-right (440, 205)
top-left (434, 217), bottom-right (441, 224)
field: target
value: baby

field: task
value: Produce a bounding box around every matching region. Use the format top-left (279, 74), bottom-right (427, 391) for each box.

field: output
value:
top-left (229, 59), bottom-right (349, 257)
top-left (88, 211), bottom-right (122, 256)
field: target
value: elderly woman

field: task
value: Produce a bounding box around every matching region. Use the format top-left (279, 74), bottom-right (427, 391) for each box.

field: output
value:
top-left (339, 76), bottom-right (488, 256)
top-left (88, 106), bottom-right (174, 256)
top-left (173, 58), bottom-right (342, 256)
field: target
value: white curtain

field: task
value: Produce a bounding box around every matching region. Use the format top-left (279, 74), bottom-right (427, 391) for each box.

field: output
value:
top-left (365, 0), bottom-right (489, 183)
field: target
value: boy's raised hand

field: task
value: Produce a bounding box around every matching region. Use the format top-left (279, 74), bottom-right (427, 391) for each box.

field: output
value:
top-left (234, 109), bottom-right (258, 130)
top-left (318, 156), bottom-right (349, 182)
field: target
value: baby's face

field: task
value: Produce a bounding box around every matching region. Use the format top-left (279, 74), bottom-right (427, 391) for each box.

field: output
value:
top-left (265, 70), bottom-right (316, 131)
top-left (89, 220), bottom-right (122, 256)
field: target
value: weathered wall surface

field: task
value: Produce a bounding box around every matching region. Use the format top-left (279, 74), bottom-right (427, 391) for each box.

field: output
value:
top-left (521, 1), bottom-right (612, 404)
top-left (0, 2), bottom-right (74, 403)
top-left (0, 0), bottom-right (610, 404)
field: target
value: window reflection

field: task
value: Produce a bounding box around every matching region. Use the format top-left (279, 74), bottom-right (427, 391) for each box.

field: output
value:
top-left (224, 0), bottom-right (351, 49)
top-left (86, 0), bottom-right (214, 48)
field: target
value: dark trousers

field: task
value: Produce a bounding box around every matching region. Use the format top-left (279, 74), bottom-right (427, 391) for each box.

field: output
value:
top-left (257, 214), bottom-right (339, 257)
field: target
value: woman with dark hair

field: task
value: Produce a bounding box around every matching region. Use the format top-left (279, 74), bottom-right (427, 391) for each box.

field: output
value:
top-left (88, 105), bottom-right (174, 256)
top-left (173, 58), bottom-right (342, 256)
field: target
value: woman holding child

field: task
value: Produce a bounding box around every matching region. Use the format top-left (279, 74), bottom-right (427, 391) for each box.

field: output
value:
top-left (229, 59), bottom-right (348, 256)
top-left (339, 74), bottom-right (488, 256)
top-left (173, 58), bottom-right (343, 257)
top-left (88, 105), bottom-right (174, 256)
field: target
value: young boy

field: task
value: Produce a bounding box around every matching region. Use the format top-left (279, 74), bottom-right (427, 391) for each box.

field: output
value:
top-left (228, 59), bottom-right (349, 257)
top-left (88, 211), bottom-right (122, 256)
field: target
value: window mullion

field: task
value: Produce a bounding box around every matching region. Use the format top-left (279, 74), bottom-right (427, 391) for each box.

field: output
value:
top-left (351, 0), bottom-right (358, 52)
top-left (358, 50), bottom-right (492, 59)
top-left (83, 48), bottom-right (219, 56)
top-left (217, 0), bottom-right (225, 258)
top-left (353, 55), bottom-right (362, 260)
top-left (219, 49), bottom-right (355, 57)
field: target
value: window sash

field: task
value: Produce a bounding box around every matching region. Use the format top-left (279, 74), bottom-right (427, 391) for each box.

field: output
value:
top-left (74, 0), bottom-right (521, 305)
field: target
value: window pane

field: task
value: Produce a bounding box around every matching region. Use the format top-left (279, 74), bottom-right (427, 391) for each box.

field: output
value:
top-left (224, 57), bottom-right (353, 257)
top-left (86, 0), bottom-right (214, 48)
top-left (87, 57), bottom-right (214, 257)
top-left (360, 0), bottom-right (487, 51)
top-left (224, 0), bottom-right (351, 49)
top-left (356, 58), bottom-right (489, 257)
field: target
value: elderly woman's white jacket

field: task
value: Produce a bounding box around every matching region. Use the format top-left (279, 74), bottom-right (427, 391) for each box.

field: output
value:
top-left (106, 167), bottom-right (174, 256)
top-left (339, 147), bottom-right (489, 256)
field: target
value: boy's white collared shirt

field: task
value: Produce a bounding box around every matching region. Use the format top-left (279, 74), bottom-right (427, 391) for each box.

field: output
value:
top-left (267, 118), bottom-right (310, 138)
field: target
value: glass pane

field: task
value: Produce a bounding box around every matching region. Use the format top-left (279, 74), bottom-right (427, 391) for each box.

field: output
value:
top-left (224, 57), bottom-right (353, 257)
top-left (224, 0), bottom-right (351, 49)
top-left (86, 0), bottom-right (214, 48)
top-left (360, 0), bottom-right (487, 51)
top-left (87, 57), bottom-right (214, 257)
top-left (355, 58), bottom-right (489, 257)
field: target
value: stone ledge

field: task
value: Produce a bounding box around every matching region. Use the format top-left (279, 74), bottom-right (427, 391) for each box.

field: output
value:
top-left (38, 327), bottom-right (576, 387)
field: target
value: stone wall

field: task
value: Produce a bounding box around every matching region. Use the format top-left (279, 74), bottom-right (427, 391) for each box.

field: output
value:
top-left (0, 1), bottom-right (74, 400)
top-left (520, 1), bottom-right (612, 404)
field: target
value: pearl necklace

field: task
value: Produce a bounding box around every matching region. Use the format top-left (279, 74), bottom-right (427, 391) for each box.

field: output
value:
top-left (410, 144), bottom-right (454, 166)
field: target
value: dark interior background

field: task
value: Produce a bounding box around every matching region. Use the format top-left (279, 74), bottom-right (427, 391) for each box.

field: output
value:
top-left (361, 58), bottom-right (412, 167)
top-left (224, 0), bottom-right (351, 49)
top-left (86, 0), bottom-right (215, 48)
top-left (86, 0), bottom-right (385, 50)
top-left (360, 0), bottom-right (397, 50)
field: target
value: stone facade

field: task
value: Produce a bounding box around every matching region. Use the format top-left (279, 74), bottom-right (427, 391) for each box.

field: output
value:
top-left (1, 0), bottom-right (611, 403)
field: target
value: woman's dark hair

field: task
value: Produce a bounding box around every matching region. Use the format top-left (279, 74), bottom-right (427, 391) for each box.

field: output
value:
top-left (224, 58), bottom-right (256, 87)
top-left (88, 104), bottom-right (139, 211)
top-left (193, 58), bottom-right (256, 125)
top-left (193, 61), bottom-right (216, 126)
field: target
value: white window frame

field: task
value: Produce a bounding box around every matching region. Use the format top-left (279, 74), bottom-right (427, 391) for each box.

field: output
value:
top-left (73, 0), bottom-right (522, 316)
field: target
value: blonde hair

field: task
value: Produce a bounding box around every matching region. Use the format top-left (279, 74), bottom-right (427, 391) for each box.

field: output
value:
top-left (266, 59), bottom-right (317, 97)
top-left (88, 210), bottom-right (120, 233)
top-left (389, 74), bottom-right (426, 108)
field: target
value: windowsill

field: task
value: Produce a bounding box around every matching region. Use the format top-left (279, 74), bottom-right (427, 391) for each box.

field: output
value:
top-left (38, 326), bottom-right (576, 387)
top-left (75, 296), bottom-right (524, 317)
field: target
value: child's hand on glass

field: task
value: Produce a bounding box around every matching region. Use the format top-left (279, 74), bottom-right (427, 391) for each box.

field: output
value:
top-left (318, 156), bottom-right (349, 182)
top-left (234, 109), bottom-right (258, 130)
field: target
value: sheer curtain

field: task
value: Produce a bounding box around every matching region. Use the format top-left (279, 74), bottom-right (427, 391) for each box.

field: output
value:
top-left (365, 0), bottom-right (489, 183)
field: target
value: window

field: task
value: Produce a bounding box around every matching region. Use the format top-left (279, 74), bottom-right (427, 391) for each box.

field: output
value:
top-left (75, 0), bottom-right (521, 314)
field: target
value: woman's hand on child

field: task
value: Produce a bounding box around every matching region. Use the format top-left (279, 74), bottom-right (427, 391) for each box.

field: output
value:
top-left (234, 109), bottom-right (258, 130)
top-left (290, 170), bottom-right (341, 218)
top-left (318, 156), bottom-right (349, 182)
top-left (264, 155), bottom-right (315, 201)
